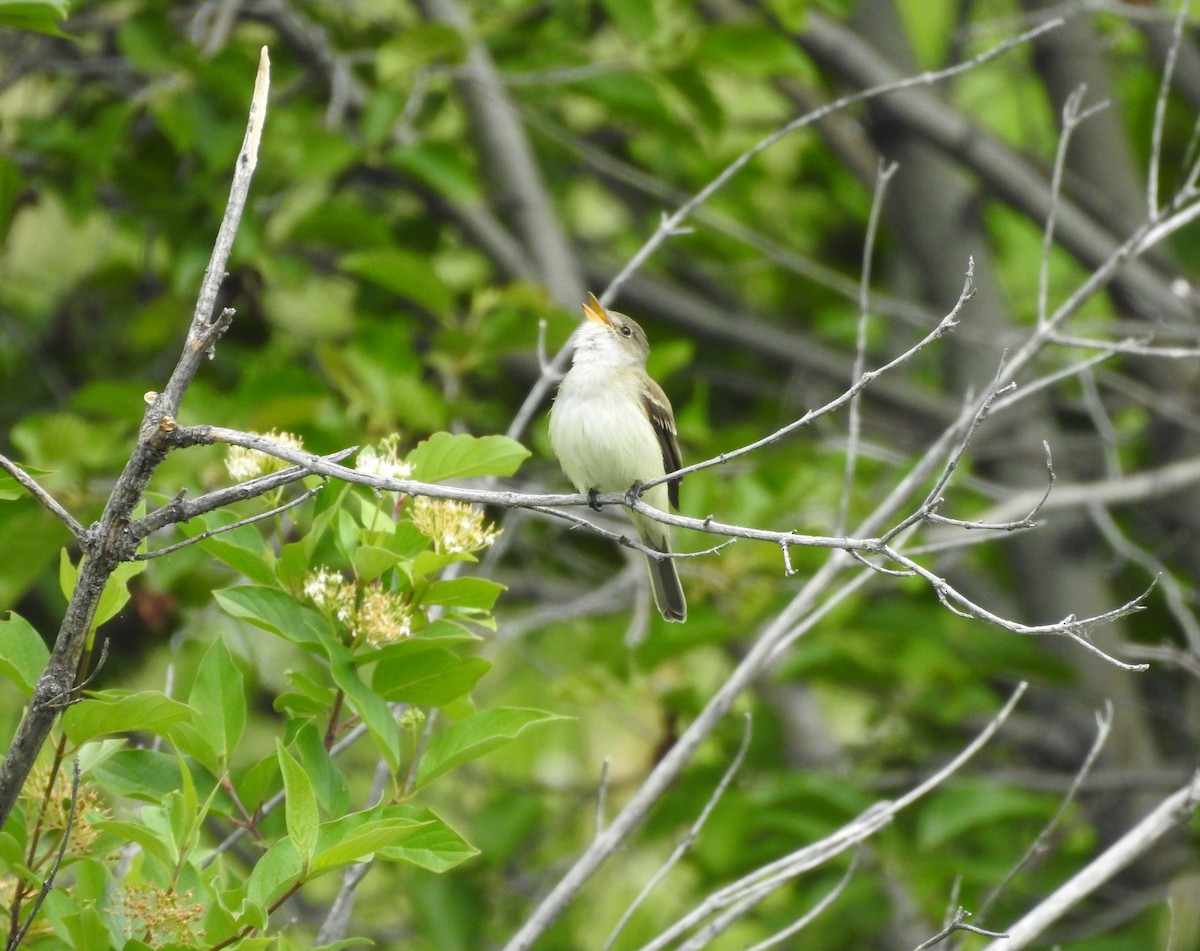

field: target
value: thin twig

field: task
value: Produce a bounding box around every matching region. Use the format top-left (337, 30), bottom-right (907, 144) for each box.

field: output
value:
top-left (1038, 86), bottom-right (1108, 328)
top-left (979, 769), bottom-right (1200, 951)
top-left (1089, 503), bottom-right (1200, 652)
top-left (1120, 643), bottom-right (1200, 682)
top-left (636, 684), bottom-right (1028, 951)
top-left (602, 20), bottom-right (1064, 307)
top-left (641, 263), bottom-right (973, 491)
top-left (742, 852), bottom-right (860, 951)
top-left (603, 714), bottom-right (753, 951)
top-left (1148, 0), bottom-right (1192, 214)
top-left (132, 447), bottom-right (354, 539)
top-left (7, 760), bottom-right (80, 951)
top-left (974, 703), bottom-right (1113, 926)
top-left (837, 160), bottom-right (897, 535)
top-left (0, 453), bottom-right (86, 541)
top-left (914, 907), bottom-right (1007, 950)
top-left (135, 485), bottom-right (323, 560)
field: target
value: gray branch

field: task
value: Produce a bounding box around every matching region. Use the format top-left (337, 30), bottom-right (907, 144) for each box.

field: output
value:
top-left (0, 48), bottom-right (271, 831)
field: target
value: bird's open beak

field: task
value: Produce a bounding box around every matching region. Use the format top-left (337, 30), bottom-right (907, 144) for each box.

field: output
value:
top-left (581, 292), bottom-right (613, 328)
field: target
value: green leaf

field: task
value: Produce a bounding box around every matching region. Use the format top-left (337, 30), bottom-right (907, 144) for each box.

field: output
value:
top-left (294, 723), bottom-right (349, 817)
top-left (390, 520), bottom-right (434, 559)
top-left (415, 618), bottom-right (483, 644)
top-left (190, 519), bottom-right (277, 587)
top-left (93, 819), bottom-right (176, 869)
top-left (329, 644), bottom-right (401, 773)
top-left (57, 549), bottom-right (147, 632)
top-left (59, 905), bottom-right (110, 949)
top-left (353, 544), bottom-right (406, 584)
top-left (340, 248), bottom-right (453, 315)
top-left (388, 143), bottom-right (480, 204)
top-left (277, 740), bottom-right (319, 865)
top-left (407, 432), bottom-right (530, 482)
top-left (376, 24), bottom-right (467, 82)
top-left (312, 814), bottom-right (430, 872)
top-left (90, 749), bottom-right (189, 802)
top-left (178, 639), bottom-right (246, 773)
top-left (0, 470), bottom-right (22, 500)
top-left (214, 586), bottom-right (332, 651)
top-left (697, 23), bottom-right (808, 77)
top-left (0, 0), bottom-right (70, 36)
top-left (415, 708), bottom-right (567, 789)
top-left (246, 837), bottom-right (304, 909)
top-left (598, 0), bottom-right (656, 39)
top-left (61, 691), bottom-right (195, 744)
top-left (0, 611), bottom-right (48, 695)
top-left (377, 806), bottom-right (478, 872)
top-left (410, 549), bottom-right (472, 581)
top-left (372, 648), bottom-right (489, 706)
top-left (918, 781), bottom-right (1053, 850)
top-left (424, 577), bottom-right (504, 611)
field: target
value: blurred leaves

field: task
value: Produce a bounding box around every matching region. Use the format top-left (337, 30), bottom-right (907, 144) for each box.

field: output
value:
top-left (0, 1), bottom-right (1192, 949)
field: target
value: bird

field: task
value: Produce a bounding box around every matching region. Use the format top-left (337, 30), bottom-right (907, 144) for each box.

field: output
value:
top-left (548, 293), bottom-right (686, 622)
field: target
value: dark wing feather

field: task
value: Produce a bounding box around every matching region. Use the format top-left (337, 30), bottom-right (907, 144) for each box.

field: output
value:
top-left (642, 380), bottom-right (682, 510)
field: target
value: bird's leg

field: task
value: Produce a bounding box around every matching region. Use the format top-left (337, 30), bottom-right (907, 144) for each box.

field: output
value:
top-left (587, 487), bottom-right (603, 511)
top-left (625, 481), bottom-right (644, 505)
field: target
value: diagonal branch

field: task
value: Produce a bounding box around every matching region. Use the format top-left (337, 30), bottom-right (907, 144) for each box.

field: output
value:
top-left (979, 769), bottom-right (1200, 951)
top-left (0, 453), bottom-right (86, 541)
top-left (0, 48), bottom-right (271, 832)
top-left (132, 448), bottom-right (355, 540)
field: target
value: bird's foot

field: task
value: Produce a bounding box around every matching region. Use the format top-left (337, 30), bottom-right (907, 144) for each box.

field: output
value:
top-left (587, 487), bottom-right (603, 511)
top-left (625, 481), bottom-right (645, 505)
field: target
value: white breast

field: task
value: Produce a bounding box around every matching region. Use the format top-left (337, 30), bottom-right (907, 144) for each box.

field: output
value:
top-left (549, 364), bottom-right (670, 512)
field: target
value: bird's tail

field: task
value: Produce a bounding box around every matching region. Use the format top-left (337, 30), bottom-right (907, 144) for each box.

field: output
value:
top-left (638, 523), bottom-right (686, 622)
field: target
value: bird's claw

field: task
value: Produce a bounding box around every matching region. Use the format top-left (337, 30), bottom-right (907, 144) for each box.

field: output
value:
top-left (625, 481), bottom-right (644, 505)
top-left (587, 487), bottom-right (603, 511)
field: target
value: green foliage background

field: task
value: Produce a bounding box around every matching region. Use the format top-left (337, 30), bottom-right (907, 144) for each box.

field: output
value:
top-left (1, 0), bottom-right (1198, 948)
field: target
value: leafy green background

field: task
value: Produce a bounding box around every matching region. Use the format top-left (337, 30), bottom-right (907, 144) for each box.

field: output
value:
top-left (1, 0), bottom-right (1198, 948)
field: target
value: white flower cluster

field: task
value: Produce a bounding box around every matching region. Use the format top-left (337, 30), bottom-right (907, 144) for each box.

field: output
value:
top-left (225, 430), bottom-right (306, 481)
top-left (354, 434), bottom-right (412, 482)
top-left (409, 496), bottom-right (501, 554)
top-left (303, 566), bottom-right (415, 648)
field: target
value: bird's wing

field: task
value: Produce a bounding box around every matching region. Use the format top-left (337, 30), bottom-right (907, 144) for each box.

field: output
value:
top-left (642, 378), bottom-right (682, 510)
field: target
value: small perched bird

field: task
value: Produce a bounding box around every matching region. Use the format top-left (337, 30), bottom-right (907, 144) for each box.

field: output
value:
top-left (549, 294), bottom-right (686, 622)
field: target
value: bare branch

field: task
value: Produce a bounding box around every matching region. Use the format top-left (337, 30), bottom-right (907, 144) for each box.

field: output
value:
top-left (742, 853), bottom-right (860, 951)
top-left (1148, 0), bottom-right (1192, 213)
top-left (975, 703), bottom-right (1114, 924)
top-left (1039, 86), bottom-right (1108, 328)
top-left (838, 160), bottom-right (898, 535)
top-left (151, 49), bottom-right (268, 421)
top-left (913, 907), bottom-right (1007, 950)
top-left (134, 485), bottom-right (323, 560)
top-left (1120, 643), bottom-right (1200, 682)
top-left (962, 454), bottom-right (1200, 527)
top-left (641, 263), bottom-right (973, 491)
top-left (603, 715), bottom-right (753, 951)
top-left (979, 769), bottom-right (1200, 951)
top-left (0, 48), bottom-right (271, 832)
top-left (635, 685), bottom-right (1027, 951)
top-left (881, 546), bottom-right (1151, 670)
top-left (604, 19), bottom-right (1063, 306)
top-left (1089, 503), bottom-right (1200, 652)
top-left (132, 447), bottom-right (354, 540)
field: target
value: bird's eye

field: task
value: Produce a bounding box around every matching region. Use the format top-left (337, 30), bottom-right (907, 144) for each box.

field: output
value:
top-left (620, 325), bottom-right (633, 337)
